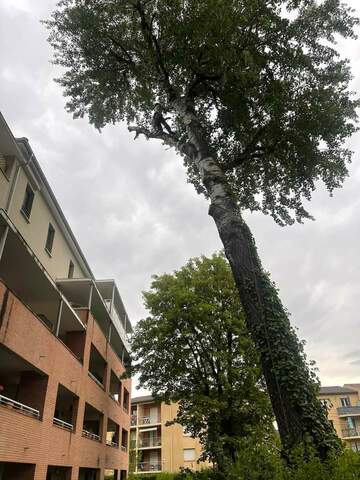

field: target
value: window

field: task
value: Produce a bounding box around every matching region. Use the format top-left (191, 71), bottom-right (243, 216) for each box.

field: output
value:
top-left (0, 154), bottom-right (14, 179)
top-left (347, 417), bottom-right (355, 430)
top-left (45, 223), bottom-right (55, 254)
top-left (351, 441), bottom-right (360, 452)
top-left (319, 398), bottom-right (332, 409)
top-left (183, 448), bottom-right (196, 462)
top-left (341, 397), bottom-right (351, 407)
top-left (68, 260), bottom-right (74, 279)
top-left (21, 183), bottom-right (34, 219)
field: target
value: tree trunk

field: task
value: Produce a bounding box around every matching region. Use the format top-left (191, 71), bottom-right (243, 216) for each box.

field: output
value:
top-left (175, 99), bottom-right (340, 459)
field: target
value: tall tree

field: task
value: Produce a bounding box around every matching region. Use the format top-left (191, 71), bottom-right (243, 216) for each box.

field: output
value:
top-left (45, 0), bottom-right (357, 457)
top-left (131, 253), bottom-right (274, 474)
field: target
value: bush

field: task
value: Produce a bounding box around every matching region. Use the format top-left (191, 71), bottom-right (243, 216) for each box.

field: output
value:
top-left (129, 449), bottom-right (360, 480)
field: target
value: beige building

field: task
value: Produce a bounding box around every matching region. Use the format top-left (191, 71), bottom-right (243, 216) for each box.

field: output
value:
top-left (318, 384), bottom-right (360, 452)
top-left (130, 396), bottom-right (208, 474)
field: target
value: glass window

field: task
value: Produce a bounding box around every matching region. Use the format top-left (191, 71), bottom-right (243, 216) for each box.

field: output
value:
top-left (347, 417), bottom-right (355, 429)
top-left (341, 397), bottom-right (351, 407)
top-left (45, 223), bottom-right (55, 254)
top-left (21, 183), bottom-right (35, 219)
top-left (183, 448), bottom-right (196, 461)
top-left (68, 260), bottom-right (74, 278)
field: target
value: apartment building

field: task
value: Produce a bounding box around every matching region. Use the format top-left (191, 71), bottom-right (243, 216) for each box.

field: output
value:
top-left (130, 396), bottom-right (209, 474)
top-left (0, 113), bottom-right (132, 480)
top-left (318, 384), bottom-right (360, 451)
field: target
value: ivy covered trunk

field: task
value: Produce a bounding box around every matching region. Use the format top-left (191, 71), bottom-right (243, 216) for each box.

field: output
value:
top-left (176, 100), bottom-right (341, 459)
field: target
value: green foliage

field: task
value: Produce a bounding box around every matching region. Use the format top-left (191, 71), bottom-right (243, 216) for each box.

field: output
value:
top-left (130, 253), bottom-right (274, 468)
top-left (45, 0), bottom-right (359, 225)
top-left (129, 449), bottom-right (360, 480)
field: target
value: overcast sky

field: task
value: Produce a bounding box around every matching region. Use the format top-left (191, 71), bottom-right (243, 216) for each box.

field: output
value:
top-left (1, 0), bottom-right (360, 390)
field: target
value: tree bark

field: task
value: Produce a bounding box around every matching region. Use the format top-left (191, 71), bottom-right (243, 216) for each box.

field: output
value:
top-left (174, 99), bottom-right (340, 459)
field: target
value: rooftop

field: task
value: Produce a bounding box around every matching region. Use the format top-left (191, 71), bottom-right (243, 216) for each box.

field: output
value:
top-left (132, 395), bottom-right (156, 405)
top-left (319, 386), bottom-right (358, 395)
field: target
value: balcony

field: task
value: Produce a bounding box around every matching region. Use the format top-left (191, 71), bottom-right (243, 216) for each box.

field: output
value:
top-left (342, 428), bottom-right (360, 439)
top-left (0, 212), bottom-right (86, 362)
top-left (82, 430), bottom-right (102, 442)
top-left (138, 462), bottom-right (162, 472)
top-left (139, 415), bottom-right (160, 425)
top-left (53, 383), bottom-right (78, 432)
top-left (131, 414), bottom-right (137, 426)
top-left (82, 402), bottom-right (103, 443)
top-left (139, 436), bottom-right (162, 448)
top-left (53, 417), bottom-right (73, 431)
top-left (106, 417), bottom-right (120, 448)
top-left (0, 394), bottom-right (40, 419)
top-left (338, 406), bottom-right (360, 417)
top-left (0, 344), bottom-right (47, 420)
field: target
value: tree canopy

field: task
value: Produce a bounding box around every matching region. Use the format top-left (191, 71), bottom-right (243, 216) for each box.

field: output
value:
top-left (131, 253), bottom-right (274, 472)
top-left (46, 0), bottom-right (358, 225)
top-left (45, 0), bottom-right (355, 457)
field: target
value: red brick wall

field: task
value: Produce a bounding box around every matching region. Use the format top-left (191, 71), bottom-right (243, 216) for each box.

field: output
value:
top-left (0, 281), bottom-right (131, 480)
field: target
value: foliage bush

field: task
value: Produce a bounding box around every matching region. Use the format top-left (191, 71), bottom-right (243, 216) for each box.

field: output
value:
top-left (129, 449), bottom-right (360, 480)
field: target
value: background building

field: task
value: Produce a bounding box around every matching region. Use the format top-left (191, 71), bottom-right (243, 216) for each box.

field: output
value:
top-left (318, 384), bottom-right (360, 452)
top-left (0, 113), bottom-right (132, 480)
top-left (130, 396), bottom-right (209, 474)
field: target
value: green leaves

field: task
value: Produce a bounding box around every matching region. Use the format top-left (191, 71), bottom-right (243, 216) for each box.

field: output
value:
top-left (130, 253), bottom-right (273, 468)
top-left (46, 0), bottom-right (358, 225)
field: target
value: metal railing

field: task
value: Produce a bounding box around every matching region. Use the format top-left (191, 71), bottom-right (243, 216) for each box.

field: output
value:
top-left (139, 436), bottom-right (162, 448)
top-left (53, 417), bottom-right (73, 431)
top-left (139, 416), bottom-right (160, 425)
top-left (138, 462), bottom-right (162, 472)
top-left (106, 439), bottom-right (118, 448)
top-left (88, 371), bottom-right (104, 389)
top-left (82, 429), bottom-right (102, 442)
top-left (0, 394), bottom-right (40, 419)
top-left (342, 428), bottom-right (360, 438)
top-left (338, 406), bottom-right (360, 416)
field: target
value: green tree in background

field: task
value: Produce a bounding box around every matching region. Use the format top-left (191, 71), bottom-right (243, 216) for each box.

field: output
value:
top-left (45, 0), bottom-right (358, 457)
top-left (131, 253), bottom-right (274, 474)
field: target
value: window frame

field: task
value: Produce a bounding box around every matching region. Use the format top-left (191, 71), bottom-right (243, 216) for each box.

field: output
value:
top-left (45, 223), bottom-right (55, 256)
top-left (183, 448), bottom-right (196, 462)
top-left (68, 260), bottom-right (75, 279)
top-left (21, 183), bottom-right (35, 220)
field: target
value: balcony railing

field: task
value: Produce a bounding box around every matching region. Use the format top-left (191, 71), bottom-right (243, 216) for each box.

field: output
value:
top-left (0, 394), bottom-right (40, 419)
top-left (106, 440), bottom-right (118, 448)
top-left (342, 428), bottom-right (360, 438)
top-left (88, 371), bottom-right (104, 389)
top-left (53, 417), bottom-right (73, 431)
top-left (131, 414), bottom-right (137, 426)
top-left (139, 436), bottom-right (162, 448)
top-left (138, 462), bottom-right (162, 472)
top-left (139, 416), bottom-right (160, 425)
top-left (338, 406), bottom-right (360, 417)
top-left (82, 429), bottom-right (102, 442)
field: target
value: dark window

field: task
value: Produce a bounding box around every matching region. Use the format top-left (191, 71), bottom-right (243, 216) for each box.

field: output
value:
top-left (21, 183), bottom-right (34, 219)
top-left (341, 397), bottom-right (351, 407)
top-left (45, 223), bottom-right (55, 254)
top-left (68, 260), bottom-right (74, 279)
top-left (0, 154), bottom-right (14, 179)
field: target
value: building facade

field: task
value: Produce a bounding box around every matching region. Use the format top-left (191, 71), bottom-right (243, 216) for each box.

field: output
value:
top-left (0, 113), bottom-right (132, 480)
top-left (318, 384), bottom-right (360, 452)
top-left (130, 396), bottom-right (209, 474)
